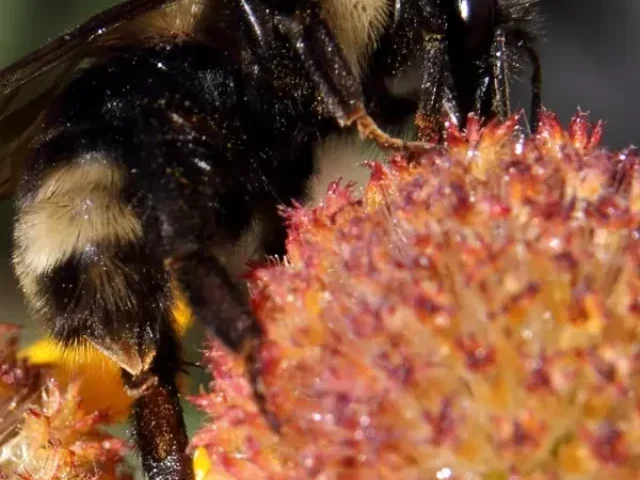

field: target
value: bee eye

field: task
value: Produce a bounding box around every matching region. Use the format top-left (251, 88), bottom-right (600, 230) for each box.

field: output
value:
top-left (456, 0), bottom-right (496, 51)
top-left (457, 0), bottom-right (495, 25)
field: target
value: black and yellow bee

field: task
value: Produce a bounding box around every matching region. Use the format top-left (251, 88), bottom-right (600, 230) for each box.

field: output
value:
top-left (0, 0), bottom-right (541, 478)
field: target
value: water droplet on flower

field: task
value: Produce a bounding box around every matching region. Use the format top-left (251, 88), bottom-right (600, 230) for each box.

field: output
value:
top-left (436, 467), bottom-right (452, 479)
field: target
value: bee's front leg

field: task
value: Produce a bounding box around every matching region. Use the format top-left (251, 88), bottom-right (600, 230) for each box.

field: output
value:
top-left (507, 29), bottom-right (543, 131)
top-left (416, 34), bottom-right (460, 142)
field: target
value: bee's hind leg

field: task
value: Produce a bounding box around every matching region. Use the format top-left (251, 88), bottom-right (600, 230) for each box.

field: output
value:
top-left (12, 145), bottom-right (193, 480)
top-left (123, 319), bottom-right (193, 480)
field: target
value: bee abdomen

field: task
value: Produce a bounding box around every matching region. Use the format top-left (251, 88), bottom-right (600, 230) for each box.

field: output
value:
top-left (12, 145), bottom-right (168, 373)
top-left (14, 159), bottom-right (141, 275)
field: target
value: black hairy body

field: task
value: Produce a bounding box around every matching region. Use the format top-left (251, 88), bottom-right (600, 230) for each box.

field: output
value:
top-left (0, 0), bottom-right (542, 478)
top-left (15, 40), bottom-right (324, 479)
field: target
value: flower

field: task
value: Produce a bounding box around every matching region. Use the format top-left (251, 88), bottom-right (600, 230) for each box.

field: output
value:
top-left (0, 325), bottom-right (132, 479)
top-left (1, 285), bottom-right (194, 478)
top-left (190, 111), bottom-right (640, 479)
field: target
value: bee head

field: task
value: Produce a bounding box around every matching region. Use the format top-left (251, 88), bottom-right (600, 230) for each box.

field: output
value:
top-left (447, 0), bottom-right (498, 56)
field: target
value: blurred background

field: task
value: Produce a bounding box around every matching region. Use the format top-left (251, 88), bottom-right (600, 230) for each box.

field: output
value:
top-left (0, 0), bottom-right (638, 463)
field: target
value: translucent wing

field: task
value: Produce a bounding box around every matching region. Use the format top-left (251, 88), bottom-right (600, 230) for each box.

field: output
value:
top-left (0, 0), bottom-right (185, 199)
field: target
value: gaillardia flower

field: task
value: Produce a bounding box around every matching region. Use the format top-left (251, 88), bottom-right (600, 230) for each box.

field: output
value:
top-left (190, 111), bottom-right (640, 479)
top-left (0, 288), bottom-right (193, 479)
top-left (3, 111), bottom-right (639, 479)
top-left (0, 324), bottom-right (131, 479)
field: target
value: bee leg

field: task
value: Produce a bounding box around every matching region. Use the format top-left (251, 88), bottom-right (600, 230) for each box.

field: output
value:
top-left (265, 0), bottom-right (434, 153)
top-left (13, 151), bottom-right (192, 480)
top-left (237, 0), bottom-right (273, 52)
top-left (491, 29), bottom-right (511, 122)
top-left (416, 35), bottom-right (460, 142)
top-left (491, 29), bottom-right (542, 133)
top-left (171, 250), bottom-right (259, 350)
top-left (522, 37), bottom-right (542, 132)
top-left (124, 319), bottom-right (194, 480)
top-left (473, 74), bottom-right (492, 116)
top-left (170, 250), bottom-right (280, 431)
top-left (123, 370), bottom-right (158, 398)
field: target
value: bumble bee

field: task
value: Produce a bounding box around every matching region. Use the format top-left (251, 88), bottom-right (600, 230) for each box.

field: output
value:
top-left (0, 0), bottom-right (541, 478)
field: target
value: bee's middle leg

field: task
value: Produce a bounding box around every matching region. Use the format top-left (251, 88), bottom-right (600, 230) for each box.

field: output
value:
top-left (238, 0), bottom-right (434, 153)
top-left (169, 248), bottom-right (280, 430)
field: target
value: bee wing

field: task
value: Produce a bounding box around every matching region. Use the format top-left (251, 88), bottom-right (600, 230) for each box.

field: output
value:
top-left (0, 0), bottom-right (178, 94)
top-left (0, 67), bottom-right (70, 199)
top-left (0, 0), bottom-right (182, 199)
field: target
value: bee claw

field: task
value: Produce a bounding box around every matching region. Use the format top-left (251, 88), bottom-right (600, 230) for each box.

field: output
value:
top-left (346, 105), bottom-right (436, 154)
top-left (123, 372), bottom-right (159, 399)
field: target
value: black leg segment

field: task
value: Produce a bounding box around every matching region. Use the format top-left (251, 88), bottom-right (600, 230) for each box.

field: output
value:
top-left (125, 319), bottom-right (193, 480)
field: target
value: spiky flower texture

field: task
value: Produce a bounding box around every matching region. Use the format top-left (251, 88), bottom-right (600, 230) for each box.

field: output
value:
top-left (191, 111), bottom-right (640, 479)
top-left (0, 325), bottom-right (131, 479)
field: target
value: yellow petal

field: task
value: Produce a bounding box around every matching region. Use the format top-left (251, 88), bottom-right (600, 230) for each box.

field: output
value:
top-left (172, 285), bottom-right (194, 336)
top-left (19, 338), bottom-right (132, 420)
top-left (18, 292), bottom-right (194, 421)
top-left (193, 447), bottom-right (212, 480)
